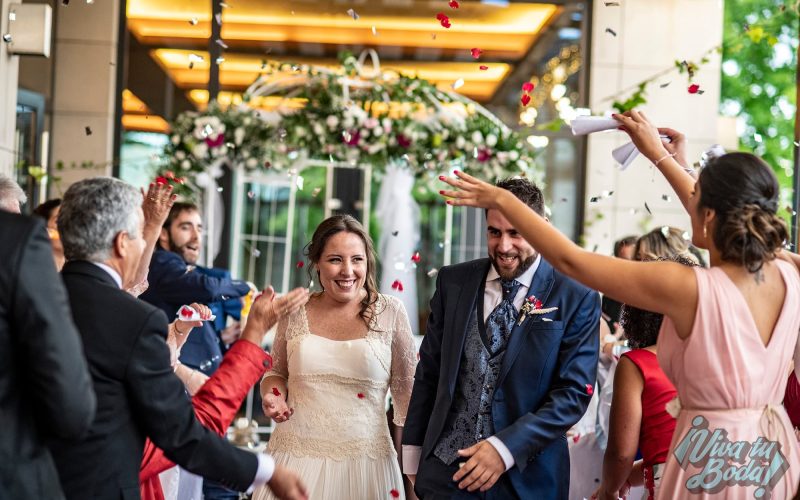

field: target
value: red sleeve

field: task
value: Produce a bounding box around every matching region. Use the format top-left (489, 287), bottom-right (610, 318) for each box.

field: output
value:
top-left (784, 371), bottom-right (800, 429)
top-left (139, 339), bottom-right (270, 483)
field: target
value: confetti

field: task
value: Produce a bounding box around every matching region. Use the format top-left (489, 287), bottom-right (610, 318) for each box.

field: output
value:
top-left (427, 268), bottom-right (439, 278)
top-left (659, 81), bottom-right (671, 88)
top-left (251, 248), bottom-right (261, 258)
top-left (215, 39), bottom-right (228, 49)
top-left (189, 17), bottom-right (198, 25)
top-left (470, 48), bottom-right (482, 59)
top-left (9, 11), bottom-right (15, 21)
top-left (479, 65), bottom-right (488, 71)
top-left (604, 1), bottom-right (620, 5)
top-left (589, 196), bottom-right (600, 203)
top-left (682, 231), bottom-right (691, 240)
top-left (247, 191), bottom-right (255, 199)
top-left (660, 226), bottom-right (670, 238)
top-left (431, 33), bottom-right (437, 40)
top-left (390, 490), bottom-right (400, 498)
top-left (219, 1), bottom-right (230, 7)
top-left (216, 56), bottom-right (225, 64)
top-left (391, 231), bottom-right (399, 236)
top-left (573, 434), bottom-right (581, 443)
top-left (449, 0), bottom-right (459, 8)
top-left (85, 126), bottom-right (92, 136)
top-left (605, 28), bottom-right (617, 36)
top-left (215, 13), bottom-right (222, 25)
top-left (296, 261), bottom-right (304, 268)
top-left (1, 34), bottom-right (10, 43)
top-left (357, 393), bottom-right (365, 399)
top-left (586, 383), bottom-right (594, 395)
top-left (372, 26), bottom-right (378, 36)
top-left (347, 8), bottom-right (359, 20)
top-left (452, 78), bottom-right (464, 90)
top-left (522, 82), bottom-right (534, 93)
top-left (391, 279), bottom-right (404, 292)
top-left (312, 187), bottom-right (322, 197)
top-left (644, 202), bottom-right (652, 215)
top-left (411, 251), bottom-right (421, 263)
top-left (272, 387), bottom-right (281, 397)
top-left (688, 84), bottom-right (701, 94)
top-left (520, 94), bottom-right (531, 107)
top-left (661, 194), bottom-right (672, 202)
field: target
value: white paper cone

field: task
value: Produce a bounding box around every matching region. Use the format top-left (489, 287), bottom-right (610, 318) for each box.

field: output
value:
top-left (570, 116), bottom-right (620, 135)
top-left (612, 141), bottom-right (639, 170)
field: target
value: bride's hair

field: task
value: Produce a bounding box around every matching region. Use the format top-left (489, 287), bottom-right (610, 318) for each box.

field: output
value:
top-left (305, 214), bottom-right (380, 328)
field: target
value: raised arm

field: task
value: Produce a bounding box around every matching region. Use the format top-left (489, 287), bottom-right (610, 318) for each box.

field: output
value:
top-left (130, 182), bottom-right (175, 291)
top-left (613, 111), bottom-right (696, 211)
top-left (440, 173), bottom-right (697, 318)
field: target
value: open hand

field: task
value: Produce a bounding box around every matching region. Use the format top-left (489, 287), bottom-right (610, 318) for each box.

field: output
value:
top-left (249, 286), bottom-right (310, 334)
top-left (438, 170), bottom-right (506, 210)
top-left (266, 465), bottom-right (308, 500)
top-left (451, 440), bottom-right (506, 492)
top-left (141, 182), bottom-right (176, 229)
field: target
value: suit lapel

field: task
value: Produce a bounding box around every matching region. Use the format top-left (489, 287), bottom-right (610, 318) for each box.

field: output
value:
top-left (444, 259), bottom-right (490, 397)
top-left (497, 258), bottom-right (555, 385)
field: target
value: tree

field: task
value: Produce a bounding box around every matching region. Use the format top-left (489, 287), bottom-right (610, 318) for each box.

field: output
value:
top-left (720, 0), bottom-right (798, 212)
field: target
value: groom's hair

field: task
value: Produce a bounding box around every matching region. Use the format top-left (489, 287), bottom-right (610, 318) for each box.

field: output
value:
top-left (495, 177), bottom-right (545, 217)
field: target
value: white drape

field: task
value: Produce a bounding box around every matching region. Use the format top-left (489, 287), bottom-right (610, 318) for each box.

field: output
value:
top-left (376, 163), bottom-right (420, 335)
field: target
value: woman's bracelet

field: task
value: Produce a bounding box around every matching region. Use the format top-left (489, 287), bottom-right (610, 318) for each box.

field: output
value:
top-left (654, 152), bottom-right (676, 167)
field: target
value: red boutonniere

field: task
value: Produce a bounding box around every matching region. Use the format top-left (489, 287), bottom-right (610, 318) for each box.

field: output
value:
top-left (517, 295), bottom-right (558, 326)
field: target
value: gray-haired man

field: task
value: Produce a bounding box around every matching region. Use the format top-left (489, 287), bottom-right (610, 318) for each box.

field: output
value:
top-left (0, 174), bottom-right (26, 213)
top-left (50, 177), bottom-right (307, 500)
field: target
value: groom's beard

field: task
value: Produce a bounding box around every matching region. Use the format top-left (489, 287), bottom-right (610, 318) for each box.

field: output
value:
top-left (489, 252), bottom-right (537, 281)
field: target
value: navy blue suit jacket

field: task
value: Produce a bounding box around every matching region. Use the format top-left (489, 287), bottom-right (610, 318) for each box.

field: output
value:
top-left (403, 258), bottom-right (600, 499)
top-left (139, 247), bottom-right (250, 374)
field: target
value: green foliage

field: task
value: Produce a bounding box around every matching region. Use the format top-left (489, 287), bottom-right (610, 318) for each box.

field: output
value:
top-left (720, 0), bottom-right (798, 215)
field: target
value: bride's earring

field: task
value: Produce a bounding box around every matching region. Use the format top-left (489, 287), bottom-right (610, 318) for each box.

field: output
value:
top-left (703, 223), bottom-right (707, 239)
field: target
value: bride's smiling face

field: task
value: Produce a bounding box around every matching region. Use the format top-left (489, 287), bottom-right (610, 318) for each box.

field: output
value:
top-left (316, 231), bottom-right (367, 303)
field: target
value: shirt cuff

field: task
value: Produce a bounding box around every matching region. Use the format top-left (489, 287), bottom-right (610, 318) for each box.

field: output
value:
top-left (246, 453), bottom-right (275, 494)
top-left (486, 436), bottom-right (515, 471)
top-left (402, 445), bottom-right (422, 475)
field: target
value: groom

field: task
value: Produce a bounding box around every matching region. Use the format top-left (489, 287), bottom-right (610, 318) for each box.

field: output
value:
top-left (402, 178), bottom-right (600, 499)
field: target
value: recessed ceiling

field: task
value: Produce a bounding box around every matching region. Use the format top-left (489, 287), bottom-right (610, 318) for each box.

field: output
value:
top-left (127, 0), bottom-right (559, 107)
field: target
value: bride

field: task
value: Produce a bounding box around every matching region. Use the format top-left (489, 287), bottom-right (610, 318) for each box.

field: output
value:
top-left (252, 214), bottom-right (417, 500)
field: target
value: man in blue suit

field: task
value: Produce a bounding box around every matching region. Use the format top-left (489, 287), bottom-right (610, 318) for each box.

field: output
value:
top-left (402, 178), bottom-right (600, 499)
top-left (140, 202), bottom-right (251, 376)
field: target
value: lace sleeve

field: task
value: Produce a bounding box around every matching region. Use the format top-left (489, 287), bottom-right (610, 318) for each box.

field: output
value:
top-left (263, 316), bottom-right (289, 381)
top-left (388, 298), bottom-right (418, 427)
top-left (126, 278), bottom-right (149, 298)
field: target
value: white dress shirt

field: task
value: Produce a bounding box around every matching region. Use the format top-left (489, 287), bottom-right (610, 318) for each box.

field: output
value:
top-left (403, 255), bottom-right (541, 474)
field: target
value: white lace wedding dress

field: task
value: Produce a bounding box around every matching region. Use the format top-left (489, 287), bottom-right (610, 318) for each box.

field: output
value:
top-left (252, 294), bottom-right (417, 500)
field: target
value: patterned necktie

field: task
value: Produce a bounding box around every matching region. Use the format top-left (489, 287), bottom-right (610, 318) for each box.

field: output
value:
top-left (485, 279), bottom-right (522, 355)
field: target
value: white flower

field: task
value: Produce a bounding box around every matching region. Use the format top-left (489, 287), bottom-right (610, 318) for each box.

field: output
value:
top-left (217, 145), bottom-right (228, 157)
top-left (326, 115), bottom-right (339, 129)
top-left (192, 143), bottom-right (208, 159)
top-left (471, 130), bottom-right (484, 144)
top-left (456, 136), bottom-right (466, 149)
top-left (175, 150), bottom-right (186, 160)
top-left (234, 127), bottom-right (245, 146)
top-left (313, 123), bottom-right (325, 136)
top-left (360, 128), bottom-right (370, 138)
top-left (365, 118), bottom-right (379, 129)
top-left (486, 134), bottom-right (498, 147)
top-left (372, 126), bottom-right (383, 137)
top-left (343, 117), bottom-right (355, 129)
top-left (367, 142), bottom-right (385, 155)
top-left (381, 117), bottom-right (392, 130)
top-left (245, 157), bottom-right (258, 169)
top-left (180, 159), bottom-right (191, 170)
top-left (509, 150), bottom-right (520, 161)
top-left (295, 126), bottom-right (307, 138)
top-left (243, 116), bottom-right (252, 126)
top-left (171, 134), bottom-right (180, 145)
top-left (665, 397), bottom-right (682, 418)
top-left (192, 116), bottom-right (224, 140)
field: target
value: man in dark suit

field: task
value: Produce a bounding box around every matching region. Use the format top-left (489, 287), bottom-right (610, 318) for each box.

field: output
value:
top-left (51, 177), bottom-right (307, 500)
top-left (402, 178), bottom-right (600, 499)
top-left (0, 212), bottom-right (96, 499)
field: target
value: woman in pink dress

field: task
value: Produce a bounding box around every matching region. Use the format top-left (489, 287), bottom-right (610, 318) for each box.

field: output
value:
top-left (438, 110), bottom-right (800, 499)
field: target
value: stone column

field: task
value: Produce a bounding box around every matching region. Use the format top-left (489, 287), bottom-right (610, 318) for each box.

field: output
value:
top-left (583, 0), bottom-right (723, 253)
top-left (49, 0), bottom-right (120, 193)
top-left (0, 0), bottom-right (20, 178)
